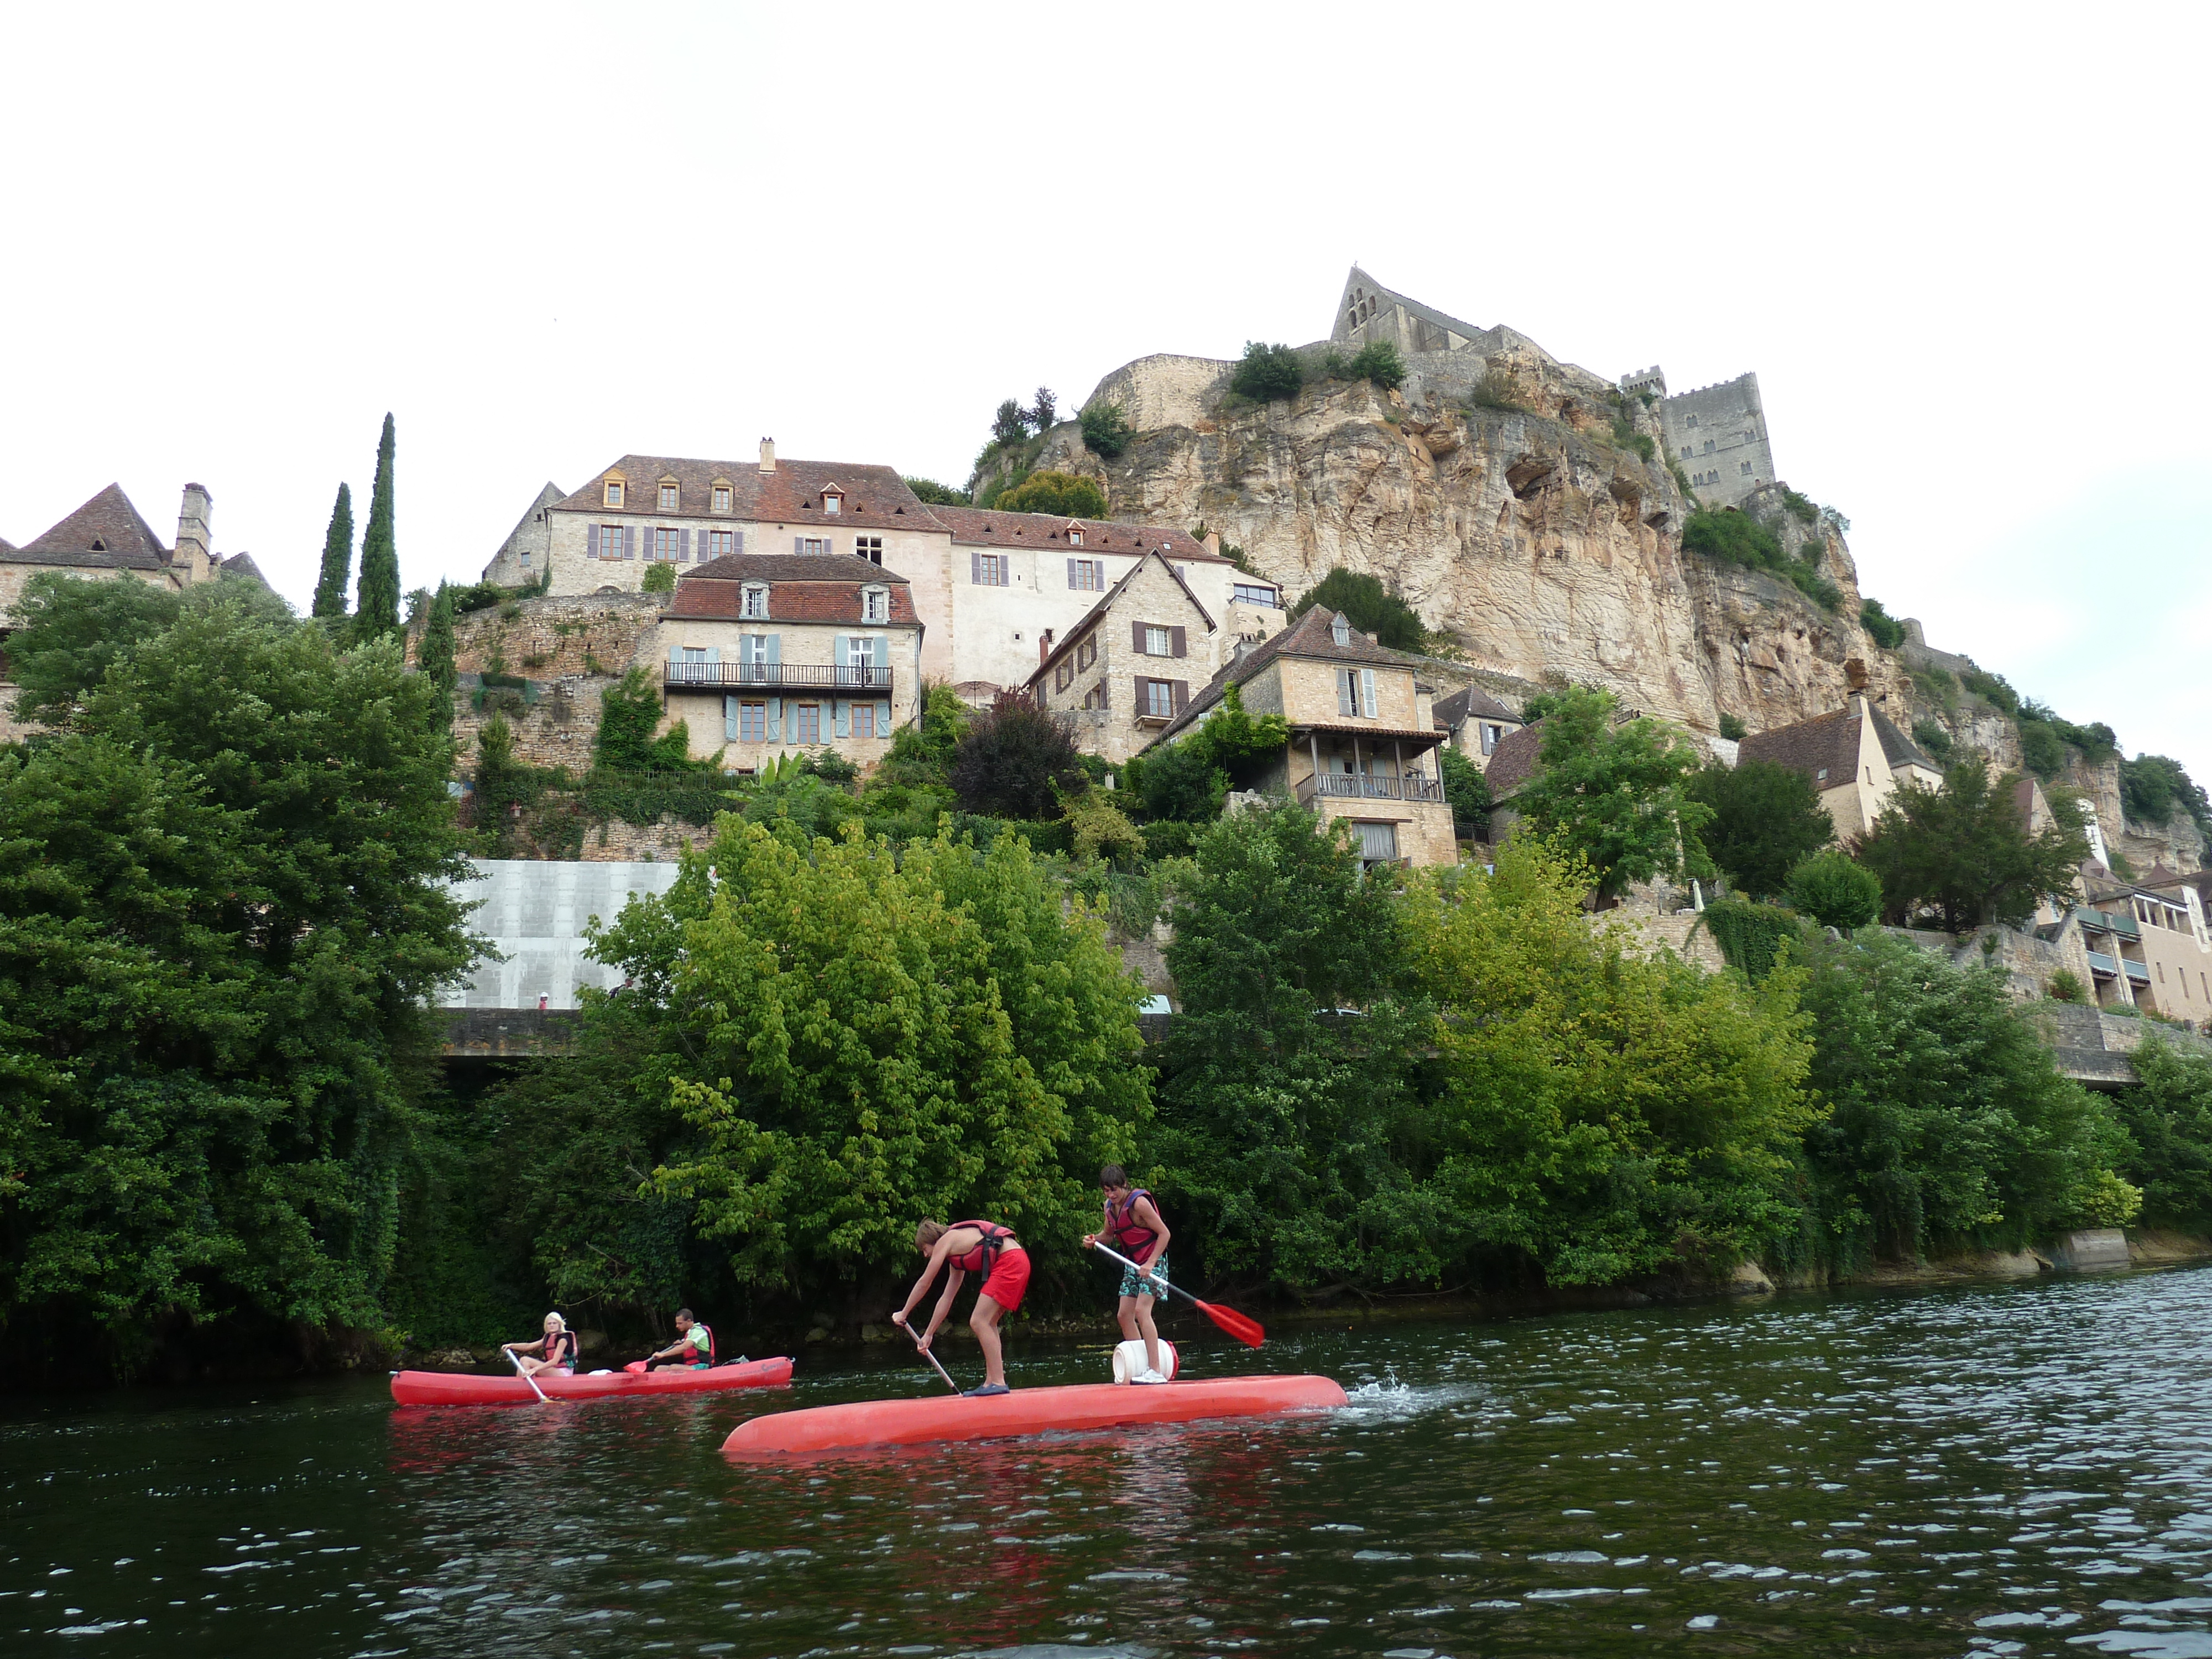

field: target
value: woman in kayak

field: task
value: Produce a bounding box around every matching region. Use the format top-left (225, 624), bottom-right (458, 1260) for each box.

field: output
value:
top-left (891, 1219), bottom-right (1029, 1397)
top-left (1084, 1165), bottom-right (1174, 1384)
top-left (502, 1312), bottom-right (579, 1377)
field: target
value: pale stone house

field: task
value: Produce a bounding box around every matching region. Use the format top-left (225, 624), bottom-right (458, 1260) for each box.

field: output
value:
top-left (1432, 682), bottom-right (1524, 760)
top-left (1024, 550), bottom-right (1222, 763)
top-left (1734, 695), bottom-right (1940, 841)
top-left (651, 553), bottom-right (922, 774)
top-left (1146, 606), bottom-right (1455, 869)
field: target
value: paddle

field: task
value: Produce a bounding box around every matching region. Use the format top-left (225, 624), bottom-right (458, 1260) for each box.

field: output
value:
top-left (1089, 1241), bottom-right (1266, 1348)
top-left (506, 1348), bottom-right (551, 1404)
top-left (899, 1319), bottom-right (963, 1396)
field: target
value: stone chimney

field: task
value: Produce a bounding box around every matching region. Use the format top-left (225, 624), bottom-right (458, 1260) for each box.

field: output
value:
top-left (759, 437), bottom-right (776, 473)
top-left (1202, 530), bottom-right (1221, 558)
top-left (174, 483), bottom-right (213, 583)
top-left (1039, 628), bottom-right (1054, 667)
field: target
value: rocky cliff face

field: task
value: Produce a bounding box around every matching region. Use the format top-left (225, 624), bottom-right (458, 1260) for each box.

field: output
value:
top-left (1032, 357), bottom-right (1907, 741)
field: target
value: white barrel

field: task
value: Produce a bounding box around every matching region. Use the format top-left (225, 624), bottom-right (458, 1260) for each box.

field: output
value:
top-left (1111, 1338), bottom-right (1180, 1384)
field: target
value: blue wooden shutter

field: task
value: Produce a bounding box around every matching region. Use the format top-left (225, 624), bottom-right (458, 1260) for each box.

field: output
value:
top-left (1337, 669), bottom-right (1355, 716)
top-left (765, 633), bottom-right (780, 667)
top-left (765, 697), bottom-right (782, 741)
top-left (724, 695), bottom-right (738, 742)
top-left (1360, 669), bottom-right (1378, 718)
top-left (833, 699), bottom-right (849, 739)
top-left (878, 698), bottom-right (891, 731)
top-left (706, 645), bottom-right (719, 667)
top-left (834, 635), bottom-right (849, 675)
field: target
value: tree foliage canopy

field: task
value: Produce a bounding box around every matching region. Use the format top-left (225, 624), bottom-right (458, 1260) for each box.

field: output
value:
top-left (1288, 568), bottom-right (1428, 651)
top-left (1510, 687), bottom-right (1713, 902)
top-left (996, 470), bottom-right (1108, 519)
top-left (1854, 753), bottom-right (2089, 931)
top-left (354, 414), bottom-right (401, 641)
top-left (1684, 757), bottom-right (1832, 897)
top-left (3, 572), bottom-right (187, 725)
top-left (948, 694), bottom-right (1084, 820)
top-left (1229, 341), bottom-right (1305, 402)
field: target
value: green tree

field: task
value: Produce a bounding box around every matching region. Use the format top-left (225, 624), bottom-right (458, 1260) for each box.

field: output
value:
top-left (1028, 386), bottom-right (1057, 429)
top-left (1288, 568), bottom-right (1428, 651)
top-left (2114, 1036), bottom-right (2212, 1233)
top-left (312, 482), bottom-right (354, 620)
top-left (0, 592), bottom-right (477, 1378)
top-left (640, 560), bottom-right (677, 594)
top-left (1796, 929), bottom-right (2136, 1262)
top-left (1079, 401), bottom-right (1132, 460)
top-left (991, 399), bottom-right (1031, 447)
top-left (1399, 838), bottom-right (1819, 1284)
top-left (1230, 341), bottom-right (1305, 401)
top-left (1684, 757), bottom-right (1833, 896)
top-left (947, 693), bottom-right (1083, 820)
top-left (354, 414), bottom-right (400, 640)
top-left (1854, 753), bottom-right (2090, 931)
top-left (1718, 712), bottom-right (1747, 741)
top-left (472, 715), bottom-right (542, 858)
top-left (997, 470), bottom-right (1108, 519)
top-left (1785, 849), bottom-right (1883, 930)
top-left (1124, 738), bottom-right (1228, 825)
top-left (594, 667), bottom-right (708, 773)
top-left (2120, 754), bottom-right (2212, 833)
top-left (0, 571), bottom-right (184, 726)
top-left (1859, 596), bottom-right (1905, 649)
top-left (1911, 718), bottom-right (1954, 761)
top-left (1347, 341), bottom-right (1405, 390)
top-left (415, 583), bottom-right (458, 719)
top-left (1511, 687), bottom-right (1713, 904)
top-left (1439, 745), bottom-right (1493, 837)
top-left (903, 476), bottom-right (968, 505)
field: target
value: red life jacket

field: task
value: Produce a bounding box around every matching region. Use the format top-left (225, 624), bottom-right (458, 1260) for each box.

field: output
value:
top-left (683, 1323), bottom-right (716, 1367)
top-left (948, 1220), bottom-right (1017, 1277)
top-left (544, 1328), bottom-right (578, 1369)
top-left (1105, 1190), bottom-right (1161, 1262)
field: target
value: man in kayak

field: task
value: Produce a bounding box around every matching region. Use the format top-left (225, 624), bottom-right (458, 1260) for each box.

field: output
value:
top-left (1084, 1166), bottom-right (1174, 1384)
top-left (891, 1219), bottom-right (1029, 1397)
top-left (502, 1312), bottom-right (579, 1377)
top-left (641, 1308), bottom-right (717, 1371)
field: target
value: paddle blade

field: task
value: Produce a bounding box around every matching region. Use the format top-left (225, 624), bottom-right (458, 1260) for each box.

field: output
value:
top-left (1195, 1298), bottom-right (1265, 1348)
top-left (624, 1361), bottom-right (648, 1375)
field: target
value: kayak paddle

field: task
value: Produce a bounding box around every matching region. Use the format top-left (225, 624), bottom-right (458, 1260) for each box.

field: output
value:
top-left (900, 1321), bottom-right (963, 1395)
top-left (507, 1348), bottom-right (552, 1404)
top-left (623, 1360), bottom-right (649, 1375)
top-left (1089, 1240), bottom-right (1265, 1348)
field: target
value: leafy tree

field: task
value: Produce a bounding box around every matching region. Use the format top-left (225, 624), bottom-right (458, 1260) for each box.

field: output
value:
top-left (997, 470), bottom-right (1108, 519)
top-left (595, 667), bottom-right (709, 773)
top-left (947, 693), bottom-right (1083, 819)
top-left (1718, 711), bottom-right (1747, 741)
top-left (1960, 666), bottom-right (2019, 714)
top-left (1347, 341), bottom-right (1405, 389)
top-left (1911, 718), bottom-right (1954, 761)
top-left (0, 592), bottom-right (477, 1378)
top-left (2115, 1037), bottom-right (2212, 1233)
top-left (1125, 737), bottom-right (1228, 825)
top-left (1399, 838), bottom-right (1819, 1284)
top-left (1064, 786), bottom-right (1145, 865)
top-left (312, 482), bottom-right (354, 619)
top-left (1154, 799), bottom-right (1433, 1290)
top-left (1, 572), bottom-right (184, 725)
top-left (1510, 687), bottom-right (1713, 904)
top-left (354, 414), bottom-right (400, 640)
top-left (1859, 596), bottom-right (1906, 649)
top-left (1079, 401), bottom-right (1131, 460)
top-left (1439, 744), bottom-right (1493, 837)
top-left (1229, 341), bottom-right (1305, 402)
top-left (415, 583), bottom-right (458, 718)
top-left (472, 716), bottom-right (544, 858)
top-left (1028, 386), bottom-right (1058, 430)
top-left (2015, 716), bottom-right (2067, 780)
top-left (2121, 754), bottom-right (2212, 833)
top-left (903, 476), bottom-right (968, 506)
top-left (990, 398), bottom-right (1031, 447)
top-left (1684, 757), bottom-right (1832, 897)
top-left (870, 684), bottom-right (969, 793)
top-left (640, 560), bottom-right (676, 594)
top-left (1854, 752), bottom-right (2090, 931)
top-left (1785, 849), bottom-right (1883, 930)
top-left (1796, 930), bottom-right (2136, 1262)
top-left (1289, 568), bottom-right (1428, 651)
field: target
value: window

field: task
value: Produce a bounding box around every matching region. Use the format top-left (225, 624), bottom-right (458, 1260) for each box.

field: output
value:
top-left (1055, 659), bottom-right (1072, 691)
top-left (975, 552), bottom-right (1008, 587)
top-left (1336, 667), bottom-right (1378, 718)
top-left (846, 635), bottom-right (875, 676)
top-left (741, 584), bottom-right (769, 619)
top-left (704, 529), bottom-right (736, 558)
top-left (1083, 683), bottom-right (1107, 711)
top-left (654, 527), bottom-right (681, 560)
top-left (1331, 615), bottom-right (1353, 646)
top-left (1686, 415), bottom-right (1699, 428)
top-left (659, 482), bottom-right (679, 512)
top-left (822, 489), bottom-right (843, 516)
top-left (852, 702), bottom-right (876, 739)
top-left (1815, 768), bottom-right (1828, 781)
top-left (799, 536), bottom-right (832, 556)
top-left (520, 550), bottom-right (532, 566)
top-left (1233, 583), bottom-right (1280, 608)
top-left (1141, 679), bottom-right (1175, 718)
top-left (1680, 445), bottom-right (1692, 458)
top-left (1070, 559), bottom-right (1104, 591)
top-left (1703, 439), bottom-right (1716, 453)
top-left (737, 702), bottom-right (766, 742)
top-left (1076, 635), bottom-right (1097, 671)
top-left (1481, 722), bottom-right (1501, 755)
top-left (604, 479), bottom-right (624, 508)
top-left (594, 523), bottom-right (629, 559)
top-left (712, 484), bottom-right (732, 513)
top-left (1145, 624), bottom-right (1170, 656)
top-left (1068, 528), bottom-right (1083, 546)
top-left (856, 535), bottom-right (883, 565)
top-left (862, 586), bottom-right (888, 623)
top-left (793, 703), bottom-right (822, 743)
top-left (1355, 821), bottom-right (1399, 867)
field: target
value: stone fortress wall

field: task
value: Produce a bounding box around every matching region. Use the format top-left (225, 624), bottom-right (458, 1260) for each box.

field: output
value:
top-left (1656, 374), bottom-right (1775, 508)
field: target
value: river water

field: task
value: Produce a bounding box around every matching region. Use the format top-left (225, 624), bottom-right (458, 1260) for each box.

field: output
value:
top-left (5, 1266), bottom-right (2210, 1658)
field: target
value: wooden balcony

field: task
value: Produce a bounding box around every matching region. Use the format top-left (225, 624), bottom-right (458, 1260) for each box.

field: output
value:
top-left (1297, 771), bottom-right (1445, 807)
top-left (664, 662), bottom-right (893, 692)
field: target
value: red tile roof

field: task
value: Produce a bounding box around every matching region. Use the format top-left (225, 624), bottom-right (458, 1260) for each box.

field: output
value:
top-left (669, 554), bottom-right (916, 624)
top-left (930, 505), bottom-right (1220, 562)
top-left (6, 484), bottom-right (170, 570)
top-left (555, 455), bottom-right (940, 534)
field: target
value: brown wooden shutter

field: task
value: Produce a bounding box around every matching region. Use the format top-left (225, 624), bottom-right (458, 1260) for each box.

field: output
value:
top-left (1131, 619), bottom-right (1147, 654)
top-left (1172, 680), bottom-right (1188, 713)
top-left (1170, 625), bottom-right (1187, 659)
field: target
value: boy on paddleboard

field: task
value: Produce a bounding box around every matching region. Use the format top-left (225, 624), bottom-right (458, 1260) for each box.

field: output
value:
top-left (641, 1308), bottom-right (718, 1370)
top-left (891, 1219), bottom-right (1029, 1396)
top-left (1083, 1166), bottom-right (1173, 1383)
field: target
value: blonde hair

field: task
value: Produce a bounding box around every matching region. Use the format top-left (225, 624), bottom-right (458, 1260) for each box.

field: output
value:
top-left (542, 1311), bottom-right (567, 1332)
top-left (915, 1220), bottom-right (946, 1251)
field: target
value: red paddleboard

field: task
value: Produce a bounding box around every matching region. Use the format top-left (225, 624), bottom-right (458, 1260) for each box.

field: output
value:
top-left (722, 1374), bottom-right (1348, 1457)
top-left (391, 1356), bottom-right (794, 1406)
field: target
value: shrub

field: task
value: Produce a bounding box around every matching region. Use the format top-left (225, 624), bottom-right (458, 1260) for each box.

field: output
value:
top-left (2118, 1039), bottom-right (2212, 1232)
top-left (1699, 896), bottom-right (1805, 981)
top-left (2016, 717), bottom-right (2067, 780)
top-left (1124, 737), bottom-right (1228, 825)
top-left (595, 667), bottom-right (711, 773)
top-left (1288, 567), bottom-right (1428, 651)
top-left (1229, 341), bottom-right (1305, 402)
top-left (947, 692), bottom-right (1084, 820)
top-left (1859, 597), bottom-right (1906, 650)
top-left (1960, 667), bottom-right (2020, 714)
top-left (2121, 754), bottom-right (2212, 833)
top-left (1609, 412), bottom-right (1656, 462)
top-left (1346, 340), bottom-right (1405, 390)
top-left (1911, 718), bottom-right (1954, 761)
top-left (1469, 368), bottom-right (1524, 411)
top-left (1718, 712), bottom-right (1747, 742)
top-left (996, 470), bottom-right (1108, 519)
top-left (904, 476), bottom-right (968, 505)
top-left (1064, 786), bottom-right (1145, 865)
top-left (1780, 488), bottom-right (1819, 524)
top-left (2047, 969), bottom-right (2086, 1004)
top-left (1079, 401), bottom-right (1131, 460)
top-left (1785, 849), bottom-right (1883, 931)
top-left (1912, 665), bottom-right (1959, 714)
top-left (639, 560), bottom-right (676, 594)
top-left (1681, 508), bottom-right (1842, 611)
top-left (1439, 745), bottom-right (1493, 838)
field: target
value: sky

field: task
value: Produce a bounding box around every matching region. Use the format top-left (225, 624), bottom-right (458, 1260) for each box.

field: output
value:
top-left (4, 2), bottom-right (2207, 786)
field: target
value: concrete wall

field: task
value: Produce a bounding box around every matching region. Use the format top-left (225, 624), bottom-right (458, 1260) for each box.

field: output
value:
top-left (441, 858), bottom-right (683, 1010)
top-left (1660, 374), bottom-right (1775, 508)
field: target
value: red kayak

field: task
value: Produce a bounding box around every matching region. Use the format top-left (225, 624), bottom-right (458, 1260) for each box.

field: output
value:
top-left (722, 1374), bottom-right (1347, 1457)
top-left (392, 1356), bottom-right (795, 1406)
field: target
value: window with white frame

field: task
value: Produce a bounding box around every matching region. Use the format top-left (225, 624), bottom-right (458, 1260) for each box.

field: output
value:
top-left (846, 636), bottom-right (875, 680)
top-left (861, 586), bottom-right (888, 623)
top-left (856, 535), bottom-right (883, 565)
top-left (659, 482), bottom-right (679, 512)
top-left (1144, 624), bottom-right (1170, 656)
top-left (1336, 666), bottom-right (1378, 718)
top-left (741, 584), bottom-right (769, 619)
top-left (1331, 614), bottom-right (1353, 646)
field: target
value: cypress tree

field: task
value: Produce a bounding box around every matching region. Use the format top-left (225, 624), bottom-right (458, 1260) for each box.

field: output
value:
top-left (416, 582), bottom-right (458, 721)
top-left (311, 483), bottom-right (354, 619)
top-left (354, 413), bottom-right (400, 640)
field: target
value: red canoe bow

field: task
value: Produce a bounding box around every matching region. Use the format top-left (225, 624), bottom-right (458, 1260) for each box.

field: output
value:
top-left (392, 1355), bottom-right (794, 1406)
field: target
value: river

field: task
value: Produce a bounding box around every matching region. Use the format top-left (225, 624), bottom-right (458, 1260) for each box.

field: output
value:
top-left (4, 1265), bottom-right (2210, 1658)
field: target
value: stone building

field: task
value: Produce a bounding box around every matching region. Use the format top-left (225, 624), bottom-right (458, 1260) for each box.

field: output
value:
top-left (1024, 550), bottom-right (1223, 763)
top-left (1147, 606), bottom-right (1455, 869)
top-left (1432, 683), bottom-right (1524, 760)
top-left (1653, 373), bottom-right (1777, 508)
top-left (1735, 696), bottom-right (1942, 841)
top-left (652, 553), bottom-right (923, 772)
top-left (477, 483), bottom-right (565, 588)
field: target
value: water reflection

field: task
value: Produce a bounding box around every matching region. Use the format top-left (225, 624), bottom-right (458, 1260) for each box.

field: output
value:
top-left (1, 1267), bottom-right (2209, 1655)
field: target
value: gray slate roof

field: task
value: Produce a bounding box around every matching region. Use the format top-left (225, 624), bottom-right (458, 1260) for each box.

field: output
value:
top-left (4, 484), bottom-right (169, 569)
top-left (1434, 683), bottom-right (1521, 729)
top-left (1155, 605), bottom-right (1431, 742)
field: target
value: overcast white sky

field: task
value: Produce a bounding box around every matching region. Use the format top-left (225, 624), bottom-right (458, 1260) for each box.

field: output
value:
top-left (5, 3), bottom-right (2206, 787)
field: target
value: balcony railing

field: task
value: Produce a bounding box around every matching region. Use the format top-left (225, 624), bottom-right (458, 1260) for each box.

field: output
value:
top-left (1297, 772), bottom-right (1446, 806)
top-left (664, 662), bottom-right (893, 691)
top-left (2085, 950), bottom-right (2119, 978)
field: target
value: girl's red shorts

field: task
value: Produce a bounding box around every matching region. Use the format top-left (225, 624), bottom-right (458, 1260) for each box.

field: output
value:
top-left (980, 1247), bottom-right (1031, 1314)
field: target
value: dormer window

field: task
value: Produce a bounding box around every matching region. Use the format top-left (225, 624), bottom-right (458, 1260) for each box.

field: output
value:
top-left (821, 486), bottom-right (844, 517)
top-left (1067, 525), bottom-right (1084, 547)
top-left (712, 483), bottom-right (732, 513)
top-left (862, 586), bottom-right (889, 624)
top-left (1331, 614), bottom-right (1353, 646)
top-left (603, 478), bottom-right (625, 508)
top-left (659, 481), bottom-right (679, 512)
top-left (740, 583), bottom-right (770, 620)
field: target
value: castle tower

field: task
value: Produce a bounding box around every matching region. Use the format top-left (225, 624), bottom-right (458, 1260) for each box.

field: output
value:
top-left (1657, 373), bottom-right (1776, 509)
top-left (173, 483), bottom-right (213, 583)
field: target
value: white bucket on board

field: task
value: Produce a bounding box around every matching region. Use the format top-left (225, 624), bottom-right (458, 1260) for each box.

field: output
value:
top-left (1110, 1338), bottom-right (1180, 1384)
